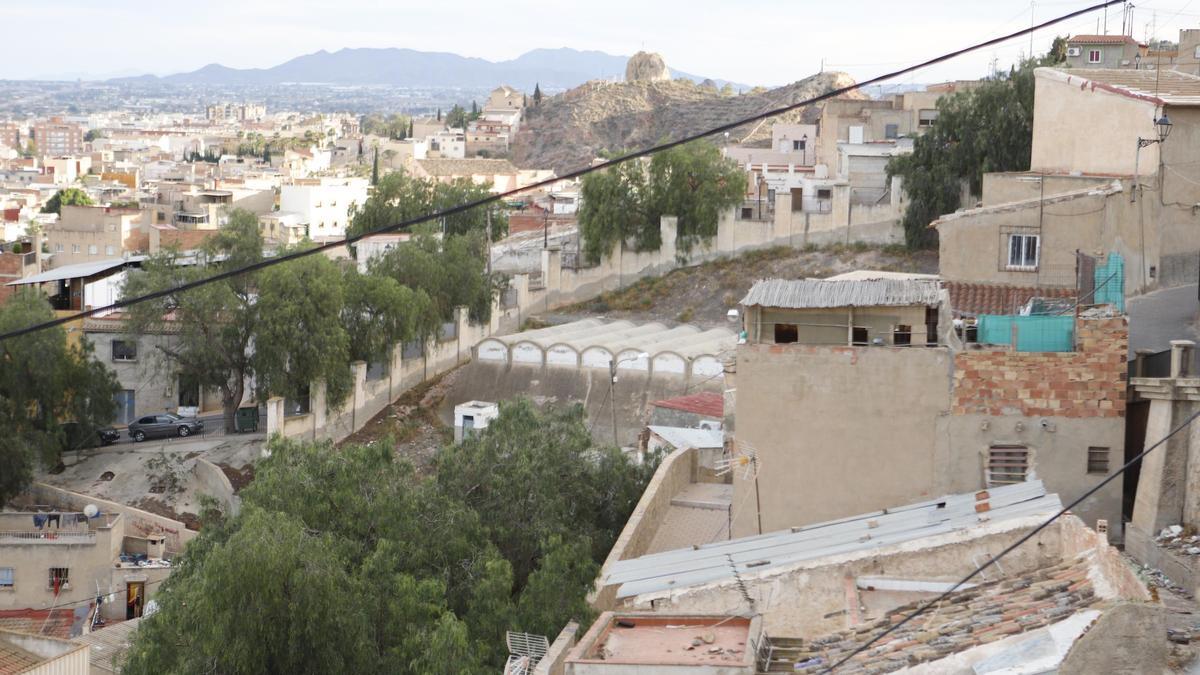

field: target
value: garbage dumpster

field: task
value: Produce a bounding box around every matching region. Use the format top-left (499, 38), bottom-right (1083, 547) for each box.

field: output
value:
top-left (235, 406), bottom-right (259, 433)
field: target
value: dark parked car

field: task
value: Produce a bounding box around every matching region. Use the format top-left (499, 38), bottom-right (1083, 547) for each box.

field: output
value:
top-left (60, 422), bottom-right (119, 451)
top-left (128, 413), bottom-right (203, 442)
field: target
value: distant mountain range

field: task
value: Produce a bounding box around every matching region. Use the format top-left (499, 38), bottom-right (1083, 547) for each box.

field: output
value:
top-left (109, 48), bottom-right (751, 91)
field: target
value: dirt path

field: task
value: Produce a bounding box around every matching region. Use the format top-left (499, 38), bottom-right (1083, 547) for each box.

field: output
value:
top-left (339, 366), bottom-right (460, 474)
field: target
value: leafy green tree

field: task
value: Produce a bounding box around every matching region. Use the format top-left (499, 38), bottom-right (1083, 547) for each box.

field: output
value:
top-left (445, 104), bottom-right (467, 129)
top-left (84, 129), bottom-right (105, 142)
top-left (887, 49), bottom-right (1063, 249)
top-left (122, 401), bottom-right (653, 673)
top-left (370, 232), bottom-right (495, 326)
top-left (0, 290), bottom-right (119, 504)
top-left (578, 141), bottom-right (746, 263)
top-left (348, 170), bottom-right (506, 241)
top-left (122, 210), bottom-right (353, 432)
top-left (371, 147), bottom-right (380, 186)
top-left (340, 269), bottom-right (434, 365)
top-left (533, 83), bottom-right (542, 106)
top-left (40, 187), bottom-right (94, 214)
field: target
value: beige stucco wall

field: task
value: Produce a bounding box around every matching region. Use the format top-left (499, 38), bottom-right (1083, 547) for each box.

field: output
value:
top-left (749, 305), bottom-right (931, 346)
top-left (980, 173), bottom-right (1115, 207)
top-left (730, 344), bottom-right (954, 537)
top-left (0, 514), bottom-right (121, 611)
top-left (1030, 68), bottom-right (1159, 176)
top-left (935, 184), bottom-right (1156, 293)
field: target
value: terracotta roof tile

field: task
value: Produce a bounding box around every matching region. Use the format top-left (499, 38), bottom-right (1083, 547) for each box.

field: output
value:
top-left (0, 609), bottom-right (81, 640)
top-left (776, 557), bottom-right (1098, 672)
top-left (1068, 34), bottom-right (1141, 45)
top-left (945, 280), bottom-right (1076, 317)
top-left (651, 391), bottom-right (723, 418)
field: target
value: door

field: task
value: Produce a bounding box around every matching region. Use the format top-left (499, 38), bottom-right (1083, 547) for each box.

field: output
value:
top-left (126, 581), bottom-right (144, 619)
top-left (114, 390), bottom-right (135, 425)
top-left (790, 187), bottom-right (803, 212)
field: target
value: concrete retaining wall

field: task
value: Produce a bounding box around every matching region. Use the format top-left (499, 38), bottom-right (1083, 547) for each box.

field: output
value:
top-left (269, 207), bottom-right (896, 446)
top-left (29, 483), bottom-right (197, 553)
top-left (591, 447), bottom-right (697, 612)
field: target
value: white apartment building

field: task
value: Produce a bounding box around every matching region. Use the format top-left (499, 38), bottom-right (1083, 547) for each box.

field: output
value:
top-left (279, 177), bottom-right (369, 240)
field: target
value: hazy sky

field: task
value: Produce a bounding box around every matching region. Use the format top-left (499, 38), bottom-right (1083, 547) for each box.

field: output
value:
top-left (4, 0), bottom-right (1199, 85)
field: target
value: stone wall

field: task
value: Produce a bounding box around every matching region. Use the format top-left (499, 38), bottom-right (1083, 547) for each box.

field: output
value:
top-left (953, 317), bottom-right (1127, 418)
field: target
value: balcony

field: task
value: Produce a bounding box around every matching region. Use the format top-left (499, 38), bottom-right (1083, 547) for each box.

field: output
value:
top-left (0, 511), bottom-right (113, 545)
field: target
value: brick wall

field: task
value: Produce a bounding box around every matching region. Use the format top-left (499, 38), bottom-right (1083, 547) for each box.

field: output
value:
top-left (953, 317), bottom-right (1127, 418)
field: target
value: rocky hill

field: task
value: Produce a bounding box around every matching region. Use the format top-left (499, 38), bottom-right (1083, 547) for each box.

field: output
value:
top-left (512, 70), bottom-right (862, 173)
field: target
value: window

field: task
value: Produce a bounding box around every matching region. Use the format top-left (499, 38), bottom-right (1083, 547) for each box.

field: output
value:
top-left (88, 244), bottom-right (97, 255)
top-left (71, 244), bottom-right (80, 253)
top-left (55, 243), bottom-right (63, 253)
top-left (48, 567), bottom-right (69, 591)
top-left (774, 323), bottom-right (798, 344)
top-left (885, 123), bottom-right (899, 140)
top-left (1007, 234), bottom-right (1039, 270)
top-left (918, 109), bottom-right (939, 127)
top-left (851, 327), bottom-right (869, 345)
top-left (987, 445), bottom-right (1029, 487)
top-left (1088, 49), bottom-right (1102, 64)
top-left (893, 324), bottom-right (912, 346)
top-left (793, 139), bottom-right (806, 151)
top-left (137, 416), bottom-right (155, 425)
top-left (105, 245), bottom-right (115, 256)
top-left (112, 339), bottom-right (137, 362)
top-left (1087, 447), bottom-right (1110, 474)
top-left (817, 188), bottom-right (832, 200)
top-left (0, 567), bottom-right (12, 589)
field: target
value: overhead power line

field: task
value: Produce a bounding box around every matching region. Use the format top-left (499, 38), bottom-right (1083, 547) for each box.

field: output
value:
top-left (821, 405), bottom-right (1200, 673)
top-left (0, 0), bottom-right (1123, 344)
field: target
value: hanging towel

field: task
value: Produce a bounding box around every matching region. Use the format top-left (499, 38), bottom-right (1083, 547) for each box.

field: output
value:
top-left (46, 513), bottom-right (60, 528)
top-left (32, 514), bottom-right (47, 529)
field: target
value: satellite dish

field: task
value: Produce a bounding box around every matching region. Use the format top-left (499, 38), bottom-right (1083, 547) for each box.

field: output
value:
top-left (83, 504), bottom-right (99, 518)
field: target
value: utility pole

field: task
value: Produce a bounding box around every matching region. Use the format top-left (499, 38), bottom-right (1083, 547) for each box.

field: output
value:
top-left (485, 208), bottom-right (492, 277)
top-left (609, 359), bottom-right (619, 446)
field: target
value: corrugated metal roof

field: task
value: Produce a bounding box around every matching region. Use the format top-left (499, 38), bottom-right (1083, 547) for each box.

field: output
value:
top-left (7, 257), bottom-right (145, 286)
top-left (739, 278), bottom-right (941, 309)
top-left (603, 480), bottom-right (1060, 599)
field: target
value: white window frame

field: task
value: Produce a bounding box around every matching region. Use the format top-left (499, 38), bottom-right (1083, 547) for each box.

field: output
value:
top-left (1088, 49), bottom-right (1102, 64)
top-left (1006, 233), bottom-right (1040, 271)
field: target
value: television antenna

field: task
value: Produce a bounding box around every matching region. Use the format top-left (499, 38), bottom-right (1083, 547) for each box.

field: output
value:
top-left (504, 631), bottom-right (549, 675)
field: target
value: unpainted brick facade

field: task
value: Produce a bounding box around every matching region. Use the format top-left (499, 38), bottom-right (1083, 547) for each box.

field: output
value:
top-left (952, 317), bottom-right (1127, 419)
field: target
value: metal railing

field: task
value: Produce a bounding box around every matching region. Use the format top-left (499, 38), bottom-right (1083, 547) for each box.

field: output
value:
top-left (0, 530), bottom-right (96, 542)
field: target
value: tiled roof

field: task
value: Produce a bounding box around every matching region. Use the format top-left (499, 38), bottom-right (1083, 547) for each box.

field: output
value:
top-left (776, 557), bottom-right (1097, 673)
top-left (1041, 67), bottom-right (1200, 106)
top-left (945, 281), bottom-right (1076, 317)
top-left (1067, 34), bottom-right (1140, 45)
top-left (0, 642), bottom-right (40, 675)
top-left (651, 391), bottom-right (724, 418)
top-left (0, 609), bottom-right (80, 640)
top-left (415, 158), bottom-right (518, 176)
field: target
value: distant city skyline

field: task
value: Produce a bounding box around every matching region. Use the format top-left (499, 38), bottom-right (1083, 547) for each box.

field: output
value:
top-left (4, 0), bottom-right (1199, 86)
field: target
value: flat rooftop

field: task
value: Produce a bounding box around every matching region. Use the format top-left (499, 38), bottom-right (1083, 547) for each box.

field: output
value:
top-left (575, 614), bottom-right (754, 667)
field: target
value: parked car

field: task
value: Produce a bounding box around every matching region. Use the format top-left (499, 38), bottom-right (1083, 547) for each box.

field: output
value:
top-left (60, 422), bottom-right (120, 451)
top-left (128, 413), bottom-right (204, 442)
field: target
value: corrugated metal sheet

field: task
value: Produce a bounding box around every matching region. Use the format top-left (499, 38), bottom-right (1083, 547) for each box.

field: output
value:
top-left (739, 278), bottom-right (941, 310)
top-left (603, 480), bottom-right (1060, 599)
top-left (7, 257), bottom-right (145, 286)
top-left (647, 426), bottom-right (724, 450)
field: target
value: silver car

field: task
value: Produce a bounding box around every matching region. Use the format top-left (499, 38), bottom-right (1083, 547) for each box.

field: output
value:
top-left (128, 413), bottom-right (204, 442)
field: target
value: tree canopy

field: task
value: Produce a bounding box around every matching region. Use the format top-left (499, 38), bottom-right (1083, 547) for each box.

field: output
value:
top-left (0, 289), bottom-right (119, 505)
top-left (40, 187), bottom-right (94, 214)
top-left (361, 112), bottom-right (413, 140)
top-left (347, 170), bottom-right (507, 241)
top-left (121, 400), bottom-right (656, 675)
top-left (578, 141), bottom-right (746, 263)
top-left (368, 231), bottom-right (496, 326)
top-left (887, 43), bottom-right (1066, 249)
top-left (121, 210), bottom-right (356, 431)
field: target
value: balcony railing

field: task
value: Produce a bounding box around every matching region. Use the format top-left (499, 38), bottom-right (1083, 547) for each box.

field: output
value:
top-left (0, 530), bottom-right (96, 543)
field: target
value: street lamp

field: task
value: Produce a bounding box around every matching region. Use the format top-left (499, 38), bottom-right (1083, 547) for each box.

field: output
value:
top-left (608, 352), bottom-right (649, 445)
top-left (1133, 113), bottom-right (1173, 203)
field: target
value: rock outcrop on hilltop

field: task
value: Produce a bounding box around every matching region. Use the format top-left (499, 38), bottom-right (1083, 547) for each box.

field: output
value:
top-left (624, 51), bottom-right (671, 82)
top-left (512, 71), bottom-right (861, 173)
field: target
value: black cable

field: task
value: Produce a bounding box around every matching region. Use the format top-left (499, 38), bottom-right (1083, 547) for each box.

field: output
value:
top-left (820, 405), bottom-right (1200, 673)
top-left (0, 0), bottom-right (1122, 344)
top-left (35, 574), bottom-right (170, 615)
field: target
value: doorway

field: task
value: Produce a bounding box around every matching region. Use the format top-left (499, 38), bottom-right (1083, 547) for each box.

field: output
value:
top-left (126, 581), bottom-right (144, 619)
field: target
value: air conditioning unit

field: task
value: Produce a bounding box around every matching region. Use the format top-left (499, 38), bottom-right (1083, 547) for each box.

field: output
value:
top-left (1067, 46), bottom-right (1082, 57)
